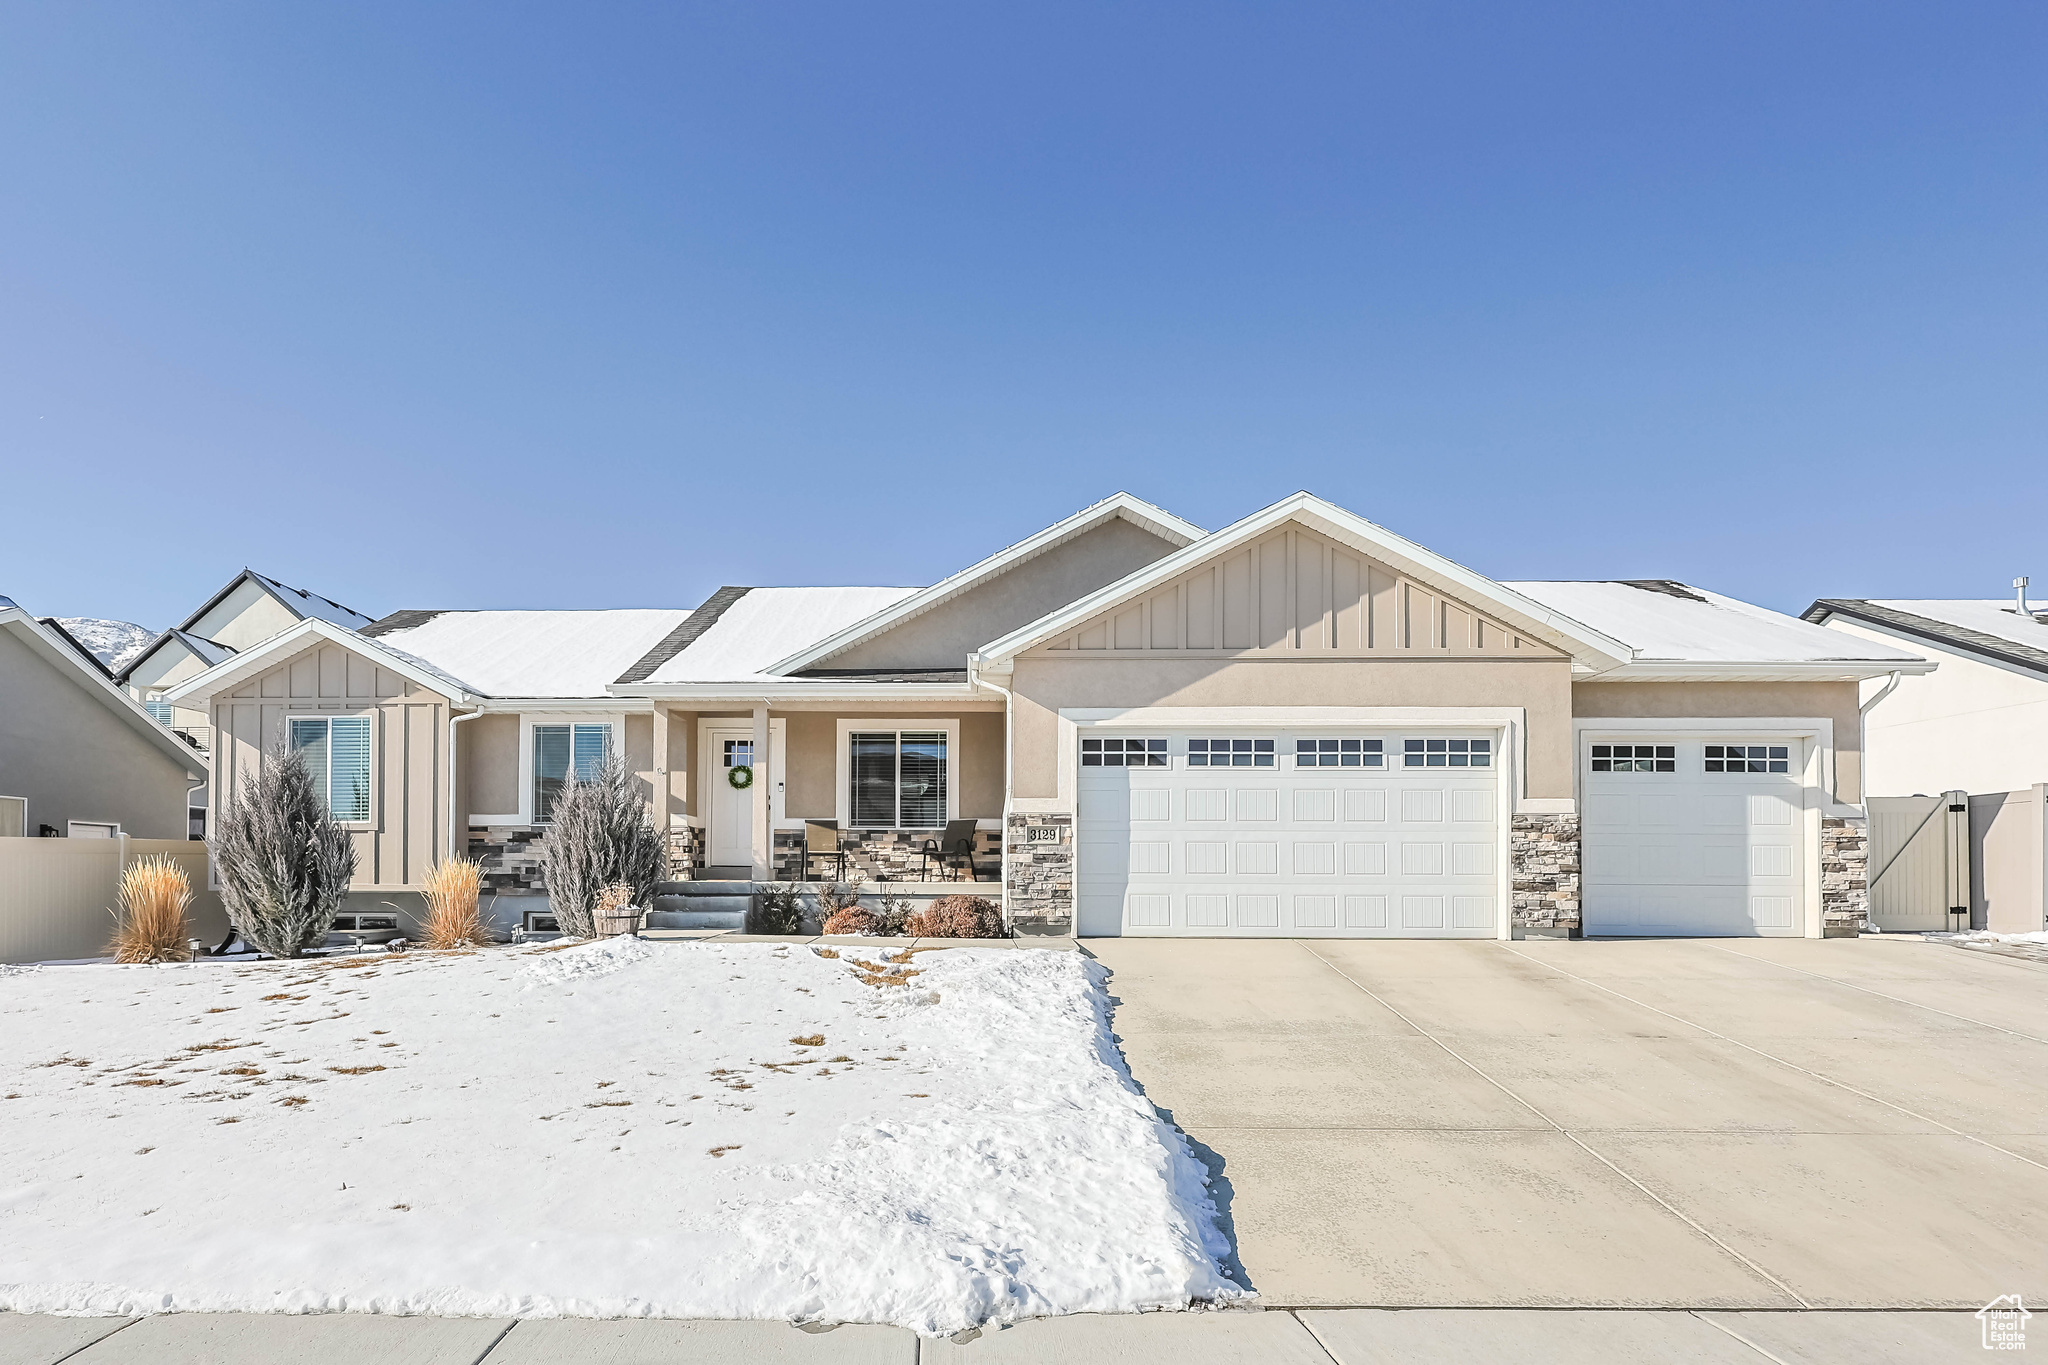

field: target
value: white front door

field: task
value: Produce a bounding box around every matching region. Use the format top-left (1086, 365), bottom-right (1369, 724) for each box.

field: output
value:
top-left (1076, 729), bottom-right (1503, 938)
top-left (1581, 737), bottom-right (1808, 937)
top-left (704, 729), bottom-right (757, 869)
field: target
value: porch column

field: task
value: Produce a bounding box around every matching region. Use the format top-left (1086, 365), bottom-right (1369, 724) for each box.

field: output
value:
top-left (650, 705), bottom-right (671, 845)
top-left (750, 702), bottom-right (771, 881)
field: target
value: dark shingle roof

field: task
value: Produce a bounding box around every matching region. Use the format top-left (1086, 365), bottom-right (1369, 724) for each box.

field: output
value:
top-left (614, 587), bottom-right (752, 684)
top-left (1802, 599), bottom-right (2048, 677)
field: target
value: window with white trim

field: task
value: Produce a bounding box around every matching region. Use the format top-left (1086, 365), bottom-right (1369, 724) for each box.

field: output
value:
top-left (1187, 738), bottom-right (1274, 768)
top-left (850, 730), bottom-right (948, 828)
top-left (1705, 743), bottom-right (1790, 774)
top-left (1295, 739), bottom-right (1384, 768)
top-left (143, 699), bottom-right (174, 727)
top-left (534, 723), bottom-right (611, 821)
top-left (1403, 738), bottom-right (1491, 768)
top-left (1590, 743), bottom-right (1674, 773)
top-left (1081, 737), bottom-right (1167, 767)
top-left (289, 716), bottom-right (372, 821)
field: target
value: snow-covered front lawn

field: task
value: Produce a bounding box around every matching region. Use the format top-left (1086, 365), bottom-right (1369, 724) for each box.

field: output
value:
top-left (0, 939), bottom-right (1239, 1334)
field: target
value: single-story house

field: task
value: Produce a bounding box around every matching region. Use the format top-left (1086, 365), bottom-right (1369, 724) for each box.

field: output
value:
top-left (1, 595), bottom-right (210, 840)
top-left (166, 492), bottom-right (1932, 940)
top-left (118, 568), bottom-right (376, 758)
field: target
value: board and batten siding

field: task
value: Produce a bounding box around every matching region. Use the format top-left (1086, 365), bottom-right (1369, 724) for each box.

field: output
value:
top-left (1028, 523), bottom-right (1566, 660)
top-left (210, 641), bottom-right (451, 890)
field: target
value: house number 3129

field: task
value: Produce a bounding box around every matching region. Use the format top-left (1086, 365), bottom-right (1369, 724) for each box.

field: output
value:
top-left (1025, 826), bottom-right (1062, 844)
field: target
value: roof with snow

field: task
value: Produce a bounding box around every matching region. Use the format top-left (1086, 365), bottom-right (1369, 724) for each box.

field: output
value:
top-left (359, 608), bottom-right (693, 698)
top-left (625, 587), bottom-right (921, 685)
top-left (1505, 581), bottom-right (1928, 679)
top-left (1803, 598), bottom-right (2048, 677)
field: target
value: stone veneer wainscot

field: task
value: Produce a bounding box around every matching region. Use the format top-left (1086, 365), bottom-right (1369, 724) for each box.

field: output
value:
top-left (1511, 813), bottom-right (1582, 938)
top-left (1820, 815), bottom-right (1868, 938)
top-left (1005, 812), bottom-right (1073, 936)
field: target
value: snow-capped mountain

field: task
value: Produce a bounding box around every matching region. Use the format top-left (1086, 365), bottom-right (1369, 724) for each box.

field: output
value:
top-left (54, 619), bottom-right (156, 671)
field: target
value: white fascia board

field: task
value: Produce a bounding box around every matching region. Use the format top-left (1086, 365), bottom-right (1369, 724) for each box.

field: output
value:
top-left (975, 491), bottom-right (1636, 670)
top-left (609, 680), bottom-right (980, 703)
top-left (164, 618), bottom-right (474, 706)
top-left (0, 608), bottom-right (209, 777)
top-left (1595, 658), bottom-right (1937, 683)
top-left (1814, 612), bottom-right (2040, 685)
top-left (764, 492), bottom-right (1206, 675)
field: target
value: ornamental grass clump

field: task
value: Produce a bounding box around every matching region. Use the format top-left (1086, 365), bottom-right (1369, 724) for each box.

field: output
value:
top-left (538, 753), bottom-right (666, 938)
top-left (419, 857), bottom-right (489, 949)
top-left (213, 745), bottom-right (357, 958)
top-left (107, 855), bottom-right (194, 963)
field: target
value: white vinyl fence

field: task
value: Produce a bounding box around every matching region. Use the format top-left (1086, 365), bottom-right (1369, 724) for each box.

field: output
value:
top-left (0, 837), bottom-right (226, 964)
top-left (1867, 785), bottom-right (2048, 935)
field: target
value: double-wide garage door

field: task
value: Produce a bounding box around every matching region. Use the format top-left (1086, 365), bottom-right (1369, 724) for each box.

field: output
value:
top-left (1076, 730), bottom-right (1501, 938)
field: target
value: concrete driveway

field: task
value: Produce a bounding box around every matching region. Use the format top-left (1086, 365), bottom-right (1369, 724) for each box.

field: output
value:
top-left (1089, 935), bottom-right (2048, 1312)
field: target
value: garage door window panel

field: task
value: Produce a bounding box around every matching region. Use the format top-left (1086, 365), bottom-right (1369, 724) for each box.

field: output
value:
top-left (1082, 737), bottom-right (1167, 768)
top-left (1296, 739), bottom-right (1383, 768)
top-left (1189, 738), bottom-right (1274, 767)
top-left (1591, 743), bottom-right (1675, 773)
top-left (1404, 738), bottom-right (1490, 768)
top-left (1706, 744), bottom-right (1791, 774)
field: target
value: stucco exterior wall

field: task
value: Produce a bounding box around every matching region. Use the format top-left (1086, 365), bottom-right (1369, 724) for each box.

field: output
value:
top-left (819, 518), bottom-right (1182, 671)
top-left (1825, 619), bottom-right (2048, 797)
top-left (1007, 656), bottom-right (1577, 799)
top-left (210, 639), bottom-right (451, 890)
top-left (776, 707), bottom-right (1006, 820)
top-left (190, 577), bottom-right (303, 651)
top-left (463, 714), bottom-right (520, 814)
top-left (0, 628), bottom-right (200, 840)
top-left (1571, 680), bottom-right (1862, 804)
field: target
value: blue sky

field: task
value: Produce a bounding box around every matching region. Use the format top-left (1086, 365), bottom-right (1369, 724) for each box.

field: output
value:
top-left (2, 2), bottom-right (2043, 630)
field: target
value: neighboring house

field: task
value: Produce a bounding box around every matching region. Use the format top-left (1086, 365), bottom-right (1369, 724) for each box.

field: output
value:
top-left (167, 492), bottom-right (1930, 941)
top-left (1802, 588), bottom-right (2048, 797)
top-left (0, 595), bottom-right (210, 840)
top-left (117, 569), bottom-right (376, 757)
top-left (1803, 588), bottom-right (2048, 935)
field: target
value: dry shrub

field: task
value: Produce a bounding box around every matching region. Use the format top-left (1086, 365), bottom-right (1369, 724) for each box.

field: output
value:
top-left (903, 895), bottom-right (1005, 939)
top-left (108, 856), bottom-right (193, 963)
top-left (822, 906), bottom-right (884, 936)
top-left (419, 858), bottom-right (488, 949)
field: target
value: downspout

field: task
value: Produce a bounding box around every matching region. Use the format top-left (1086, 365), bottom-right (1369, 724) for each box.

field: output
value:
top-left (968, 657), bottom-right (1014, 928)
top-left (1860, 671), bottom-right (1902, 717)
top-left (447, 707), bottom-right (484, 865)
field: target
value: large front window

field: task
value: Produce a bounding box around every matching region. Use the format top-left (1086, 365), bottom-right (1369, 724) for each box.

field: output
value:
top-left (289, 716), bottom-right (372, 822)
top-left (534, 723), bottom-right (611, 820)
top-left (850, 730), bottom-right (947, 828)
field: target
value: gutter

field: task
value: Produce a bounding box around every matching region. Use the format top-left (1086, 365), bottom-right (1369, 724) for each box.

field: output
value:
top-left (447, 708), bottom-right (484, 865)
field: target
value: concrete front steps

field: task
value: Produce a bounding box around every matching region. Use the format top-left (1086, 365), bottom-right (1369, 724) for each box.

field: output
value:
top-left (646, 880), bottom-right (752, 931)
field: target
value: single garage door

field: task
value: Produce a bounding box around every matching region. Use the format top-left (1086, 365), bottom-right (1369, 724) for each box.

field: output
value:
top-left (1076, 730), bottom-right (1502, 938)
top-left (1581, 738), bottom-right (1807, 937)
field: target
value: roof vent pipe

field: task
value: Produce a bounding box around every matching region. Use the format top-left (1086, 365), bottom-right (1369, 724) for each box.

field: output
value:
top-left (2017, 577), bottom-right (2031, 616)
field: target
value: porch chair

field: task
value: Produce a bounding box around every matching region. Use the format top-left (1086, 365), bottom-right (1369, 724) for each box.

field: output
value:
top-left (802, 820), bottom-right (847, 883)
top-left (921, 818), bottom-right (982, 881)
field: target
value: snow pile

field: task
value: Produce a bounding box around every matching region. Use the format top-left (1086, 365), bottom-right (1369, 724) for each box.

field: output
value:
top-left (54, 618), bottom-right (155, 670)
top-left (1936, 929), bottom-right (2048, 948)
top-left (0, 941), bottom-right (1238, 1333)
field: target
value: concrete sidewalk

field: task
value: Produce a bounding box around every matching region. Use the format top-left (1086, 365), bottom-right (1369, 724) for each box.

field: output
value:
top-left (0, 1308), bottom-right (1996, 1364)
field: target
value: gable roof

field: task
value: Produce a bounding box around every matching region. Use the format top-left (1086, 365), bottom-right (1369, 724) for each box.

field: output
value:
top-left (119, 570), bottom-right (374, 683)
top-left (178, 568), bottom-right (374, 634)
top-left (1803, 598), bottom-right (2048, 678)
top-left (1509, 582), bottom-right (1931, 681)
top-left (362, 608), bottom-right (692, 698)
top-left (973, 492), bottom-right (1637, 673)
top-left (0, 600), bottom-right (209, 776)
top-left (766, 493), bottom-right (1204, 675)
top-left (164, 617), bottom-right (480, 707)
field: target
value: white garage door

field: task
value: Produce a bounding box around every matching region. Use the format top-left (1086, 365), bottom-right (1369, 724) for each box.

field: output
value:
top-left (1582, 738), bottom-right (1807, 937)
top-left (1076, 730), bottom-right (1502, 938)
